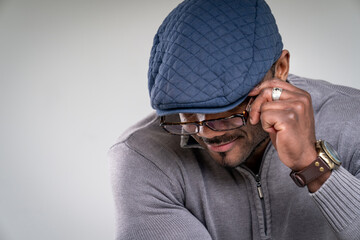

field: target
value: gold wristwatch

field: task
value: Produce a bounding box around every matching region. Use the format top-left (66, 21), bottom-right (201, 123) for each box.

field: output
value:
top-left (290, 140), bottom-right (342, 187)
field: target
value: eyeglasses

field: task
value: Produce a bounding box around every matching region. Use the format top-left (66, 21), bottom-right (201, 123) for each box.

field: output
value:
top-left (160, 110), bottom-right (249, 136)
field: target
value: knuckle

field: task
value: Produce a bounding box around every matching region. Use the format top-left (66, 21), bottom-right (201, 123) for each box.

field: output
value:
top-left (300, 92), bottom-right (312, 103)
top-left (269, 79), bottom-right (279, 86)
top-left (286, 111), bottom-right (298, 121)
top-left (296, 95), bottom-right (308, 106)
top-left (293, 101), bottom-right (305, 113)
top-left (263, 88), bottom-right (272, 97)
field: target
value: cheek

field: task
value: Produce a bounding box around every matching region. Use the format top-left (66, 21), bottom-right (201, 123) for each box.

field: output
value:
top-left (243, 122), bottom-right (266, 139)
top-left (228, 127), bottom-right (264, 155)
top-left (222, 137), bottom-right (251, 159)
top-left (232, 137), bottom-right (252, 153)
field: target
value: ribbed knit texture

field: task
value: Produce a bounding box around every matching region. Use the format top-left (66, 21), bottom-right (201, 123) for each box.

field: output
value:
top-left (311, 166), bottom-right (360, 238)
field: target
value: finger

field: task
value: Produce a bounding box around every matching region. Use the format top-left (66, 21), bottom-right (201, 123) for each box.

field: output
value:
top-left (248, 78), bottom-right (307, 97)
top-left (249, 89), bottom-right (305, 124)
top-left (259, 99), bottom-right (307, 115)
top-left (260, 109), bottom-right (291, 133)
top-left (260, 108), bottom-right (298, 149)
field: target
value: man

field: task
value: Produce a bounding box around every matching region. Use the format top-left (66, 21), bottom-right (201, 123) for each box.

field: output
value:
top-left (109, 0), bottom-right (360, 239)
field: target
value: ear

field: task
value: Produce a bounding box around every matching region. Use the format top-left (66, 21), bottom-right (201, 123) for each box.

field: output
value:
top-left (274, 50), bottom-right (290, 81)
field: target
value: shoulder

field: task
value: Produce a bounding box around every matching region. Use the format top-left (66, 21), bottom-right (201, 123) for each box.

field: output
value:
top-left (288, 74), bottom-right (360, 113)
top-left (109, 112), bottom-right (192, 185)
top-left (289, 74), bottom-right (360, 123)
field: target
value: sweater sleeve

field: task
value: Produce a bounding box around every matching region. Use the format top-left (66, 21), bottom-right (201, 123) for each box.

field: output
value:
top-left (309, 91), bottom-right (360, 239)
top-left (109, 142), bottom-right (212, 240)
top-left (310, 163), bottom-right (360, 239)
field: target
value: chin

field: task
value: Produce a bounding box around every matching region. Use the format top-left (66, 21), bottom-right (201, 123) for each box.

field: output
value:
top-left (210, 150), bottom-right (249, 168)
top-left (205, 138), bottom-right (250, 168)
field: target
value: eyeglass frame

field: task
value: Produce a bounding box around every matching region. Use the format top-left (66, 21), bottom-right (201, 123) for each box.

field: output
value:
top-left (159, 110), bottom-right (249, 135)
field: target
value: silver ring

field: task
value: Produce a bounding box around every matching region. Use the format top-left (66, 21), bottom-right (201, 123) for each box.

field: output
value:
top-left (272, 87), bottom-right (283, 101)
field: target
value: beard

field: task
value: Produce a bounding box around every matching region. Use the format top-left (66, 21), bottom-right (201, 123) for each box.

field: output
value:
top-left (196, 123), bottom-right (269, 168)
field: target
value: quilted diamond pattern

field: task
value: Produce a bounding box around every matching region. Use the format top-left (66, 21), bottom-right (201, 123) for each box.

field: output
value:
top-left (148, 0), bottom-right (283, 116)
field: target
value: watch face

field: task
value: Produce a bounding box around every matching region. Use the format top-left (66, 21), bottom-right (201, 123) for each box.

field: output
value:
top-left (323, 141), bottom-right (342, 165)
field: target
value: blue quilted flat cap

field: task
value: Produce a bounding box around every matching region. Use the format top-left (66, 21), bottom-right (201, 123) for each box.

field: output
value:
top-left (148, 0), bottom-right (283, 116)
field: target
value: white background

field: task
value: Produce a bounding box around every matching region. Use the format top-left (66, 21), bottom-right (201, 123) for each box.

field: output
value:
top-left (0, 0), bottom-right (359, 239)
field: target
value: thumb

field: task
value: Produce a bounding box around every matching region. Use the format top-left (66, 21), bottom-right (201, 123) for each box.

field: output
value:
top-left (269, 132), bottom-right (277, 150)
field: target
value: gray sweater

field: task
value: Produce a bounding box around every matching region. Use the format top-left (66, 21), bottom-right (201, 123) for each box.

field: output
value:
top-left (109, 75), bottom-right (360, 239)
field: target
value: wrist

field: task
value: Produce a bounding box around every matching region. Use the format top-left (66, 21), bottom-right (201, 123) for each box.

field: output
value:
top-left (291, 148), bottom-right (318, 172)
top-left (289, 140), bottom-right (342, 189)
top-left (307, 171), bottom-right (331, 193)
top-left (290, 156), bottom-right (331, 187)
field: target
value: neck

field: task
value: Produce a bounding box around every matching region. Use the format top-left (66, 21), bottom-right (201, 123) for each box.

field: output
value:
top-left (243, 137), bottom-right (270, 174)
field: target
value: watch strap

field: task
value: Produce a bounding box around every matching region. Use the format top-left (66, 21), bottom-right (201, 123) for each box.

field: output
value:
top-left (290, 157), bottom-right (331, 187)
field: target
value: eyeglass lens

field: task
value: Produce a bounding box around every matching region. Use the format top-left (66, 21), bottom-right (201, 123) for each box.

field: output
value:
top-left (163, 115), bottom-right (245, 135)
top-left (163, 123), bottom-right (197, 135)
top-left (206, 117), bottom-right (245, 130)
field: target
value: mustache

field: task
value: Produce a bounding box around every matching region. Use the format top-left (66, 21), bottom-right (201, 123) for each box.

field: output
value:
top-left (199, 133), bottom-right (242, 145)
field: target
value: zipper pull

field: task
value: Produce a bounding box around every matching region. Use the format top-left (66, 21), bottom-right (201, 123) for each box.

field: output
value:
top-left (257, 184), bottom-right (264, 199)
top-left (255, 175), bottom-right (264, 199)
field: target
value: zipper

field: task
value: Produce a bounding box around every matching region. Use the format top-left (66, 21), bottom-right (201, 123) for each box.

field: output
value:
top-left (256, 174), bottom-right (264, 199)
top-left (238, 143), bottom-right (272, 237)
top-left (255, 174), bottom-right (267, 236)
